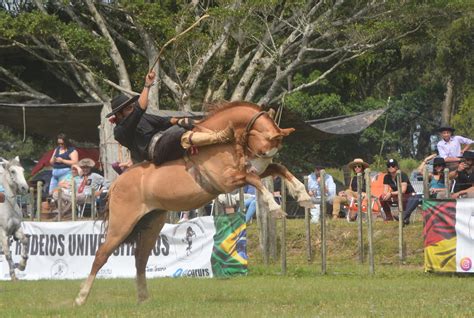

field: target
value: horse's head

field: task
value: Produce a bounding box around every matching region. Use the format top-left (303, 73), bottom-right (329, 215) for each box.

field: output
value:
top-left (1, 156), bottom-right (29, 195)
top-left (246, 111), bottom-right (295, 159)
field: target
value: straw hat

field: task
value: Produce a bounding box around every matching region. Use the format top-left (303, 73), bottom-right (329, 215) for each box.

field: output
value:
top-left (348, 158), bottom-right (369, 170)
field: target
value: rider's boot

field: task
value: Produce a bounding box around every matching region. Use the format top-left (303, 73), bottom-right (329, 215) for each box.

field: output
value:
top-left (181, 124), bottom-right (234, 149)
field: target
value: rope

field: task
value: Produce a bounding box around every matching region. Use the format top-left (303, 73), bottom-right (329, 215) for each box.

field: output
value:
top-left (22, 106), bottom-right (26, 142)
top-left (149, 14), bottom-right (210, 73)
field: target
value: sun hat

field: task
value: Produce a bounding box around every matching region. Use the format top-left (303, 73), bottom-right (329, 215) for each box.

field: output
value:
top-left (348, 158), bottom-right (369, 170)
top-left (78, 158), bottom-right (95, 168)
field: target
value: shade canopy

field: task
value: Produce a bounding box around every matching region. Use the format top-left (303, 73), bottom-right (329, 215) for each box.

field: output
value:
top-left (0, 102), bottom-right (386, 144)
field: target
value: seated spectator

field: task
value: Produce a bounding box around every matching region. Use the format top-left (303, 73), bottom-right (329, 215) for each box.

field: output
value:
top-left (401, 155), bottom-right (446, 226)
top-left (332, 158), bottom-right (368, 221)
top-left (307, 164), bottom-right (336, 223)
top-left (379, 159), bottom-right (415, 221)
top-left (51, 165), bottom-right (82, 215)
top-left (450, 151), bottom-right (474, 199)
top-left (437, 126), bottom-right (473, 169)
top-left (243, 184), bottom-right (257, 223)
top-left (417, 155), bottom-right (447, 199)
top-left (76, 158), bottom-right (108, 212)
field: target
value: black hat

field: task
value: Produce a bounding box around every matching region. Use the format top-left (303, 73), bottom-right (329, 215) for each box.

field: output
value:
top-left (437, 126), bottom-right (455, 133)
top-left (105, 94), bottom-right (139, 118)
top-left (459, 151), bottom-right (474, 160)
top-left (386, 158), bottom-right (398, 167)
top-left (314, 164), bottom-right (325, 170)
top-left (432, 157), bottom-right (446, 166)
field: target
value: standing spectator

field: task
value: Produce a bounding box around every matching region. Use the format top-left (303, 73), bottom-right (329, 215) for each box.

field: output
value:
top-left (379, 159), bottom-right (415, 221)
top-left (437, 126), bottom-right (473, 166)
top-left (307, 164), bottom-right (336, 223)
top-left (48, 133), bottom-right (78, 195)
top-left (332, 158), bottom-right (368, 220)
top-left (450, 151), bottom-right (474, 199)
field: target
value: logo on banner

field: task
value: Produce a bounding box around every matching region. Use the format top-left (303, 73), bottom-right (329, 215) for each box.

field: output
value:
top-left (460, 257), bottom-right (472, 271)
top-left (51, 259), bottom-right (68, 278)
top-left (172, 220), bottom-right (206, 262)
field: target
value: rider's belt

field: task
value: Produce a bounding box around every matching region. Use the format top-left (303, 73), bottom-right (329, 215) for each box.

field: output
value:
top-left (147, 132), bottom-right (164, 161)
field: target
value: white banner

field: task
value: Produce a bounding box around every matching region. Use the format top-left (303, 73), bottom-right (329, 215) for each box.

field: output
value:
top-left (0, 216), bottom-right (216, 280)
top-left (456, 198), bottom-right (474, 273)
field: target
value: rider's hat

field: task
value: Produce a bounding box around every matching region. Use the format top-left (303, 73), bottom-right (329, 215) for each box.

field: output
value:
top-left (105, 94), bottom-right (139, 118)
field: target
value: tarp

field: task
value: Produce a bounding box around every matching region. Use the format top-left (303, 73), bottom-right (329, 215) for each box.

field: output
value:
top-left (423, 198), bottom-right (474, 273)
top-left (283, 108), bottom-right (387, 141)
top-left (0, 102), bottom-right (203, 143)
top-left (30, 147), bottom-right (100, 176)
top-left (0, 214), bottom-right (247, 280)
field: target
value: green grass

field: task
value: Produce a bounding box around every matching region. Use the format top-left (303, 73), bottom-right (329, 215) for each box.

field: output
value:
top-left (1, 217), bottom-right (473, 317)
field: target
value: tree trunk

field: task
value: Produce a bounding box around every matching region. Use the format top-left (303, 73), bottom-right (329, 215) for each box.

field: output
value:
top-left (441, 77), bottom-right (454, 126)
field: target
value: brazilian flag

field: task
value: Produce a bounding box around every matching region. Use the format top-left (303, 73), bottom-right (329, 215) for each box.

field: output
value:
top-left (211, 212), bottom-right (248, 277)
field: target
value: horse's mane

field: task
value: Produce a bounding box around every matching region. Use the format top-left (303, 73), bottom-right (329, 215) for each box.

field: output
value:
top-left (202, 100), bottom-right (261, 120)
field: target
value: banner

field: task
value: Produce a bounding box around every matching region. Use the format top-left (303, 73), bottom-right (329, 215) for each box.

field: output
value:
top-left (423, 198), bottom-right (474, 273)
top-left (0, 215), bottom-right (247, 280)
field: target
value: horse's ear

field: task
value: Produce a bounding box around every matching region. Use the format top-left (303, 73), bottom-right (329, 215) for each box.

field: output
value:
top-left (267, 108), bottom-right (276, 119)
top-left (279, 128), bottom-right (295, 136)
top-left (14, 156), bottom-right (20, 162)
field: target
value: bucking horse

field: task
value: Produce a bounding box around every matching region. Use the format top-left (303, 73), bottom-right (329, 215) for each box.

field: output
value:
top-left (75, 101), bottom-right (313, 305)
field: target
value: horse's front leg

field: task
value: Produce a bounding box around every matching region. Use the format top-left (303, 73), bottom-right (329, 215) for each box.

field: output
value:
top-left (14, 228), bottom-right (29, 271)
top-left (0, 230), bottom-right (17, 281)
top-left (260, 163), bottom-right (313, 208)
top-left (245, 173), bottom-right (286, 218)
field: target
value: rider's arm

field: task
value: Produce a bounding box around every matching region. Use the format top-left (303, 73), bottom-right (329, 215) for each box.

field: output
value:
top-left (137, 71), bottom-right (156, 111)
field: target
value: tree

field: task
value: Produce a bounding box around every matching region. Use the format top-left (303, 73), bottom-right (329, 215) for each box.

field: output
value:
top-left (0, 1), bottom-right (467, 177)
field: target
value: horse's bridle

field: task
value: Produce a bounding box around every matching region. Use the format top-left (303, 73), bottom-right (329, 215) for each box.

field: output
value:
top-left (243, 111), bottom-right (277, 159)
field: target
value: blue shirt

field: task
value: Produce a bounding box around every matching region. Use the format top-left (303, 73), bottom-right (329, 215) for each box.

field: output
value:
top-left (0, 184), bottom-right (4, 193)
top-left (307, 172), bottom-right (336, 200)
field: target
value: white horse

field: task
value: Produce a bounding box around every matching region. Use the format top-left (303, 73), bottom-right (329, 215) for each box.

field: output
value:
top-left (0, 156), bottom-right (29, 280)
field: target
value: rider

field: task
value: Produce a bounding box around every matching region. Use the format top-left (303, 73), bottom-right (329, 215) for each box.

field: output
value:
top-left (106, 71), bottom-right (234, 166)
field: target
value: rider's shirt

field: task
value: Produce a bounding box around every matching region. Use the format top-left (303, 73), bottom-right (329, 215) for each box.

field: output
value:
top-left (114, 104), bottom-right (173, 163)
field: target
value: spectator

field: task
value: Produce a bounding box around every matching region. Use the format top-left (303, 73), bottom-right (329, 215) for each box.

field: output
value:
top-left (379, 159), bottom-right (415, 221)
top-left (307, 164), bottom-right (336, 223)
top-left (48, 133), bottom-right (78, 195)
top-left (107, 71), bottom-right (233, 165)
top-left (437, 126), bottom-right (473, 166)
top-left (0, 182), bottom-right (4, 203)
top-left (417, 155), bottom-right (447, 199)
top-left (332, 158), bottom-right (368, 220)
top-left (242, 184), bottom-right (257, 223)
top-left (51, 165), bottom-right (82, 215)
top-left (450, 151), bottom-right (474, 199)
top-left (401, 155), bottom-right (446, 226)
top-left (76, 158), bottom-right (107, 202)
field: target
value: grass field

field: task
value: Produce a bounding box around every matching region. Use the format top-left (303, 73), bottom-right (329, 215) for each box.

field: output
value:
top-left (1, 218), bottom-right (473, 317)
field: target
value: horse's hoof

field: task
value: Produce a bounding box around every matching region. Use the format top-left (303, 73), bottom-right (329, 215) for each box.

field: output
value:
top-left (298, 200), bottom-right (314, 209)
top-left (270, 209), bottom-right (287, 219)
top-left (74, 297), bottom-right (85, 307)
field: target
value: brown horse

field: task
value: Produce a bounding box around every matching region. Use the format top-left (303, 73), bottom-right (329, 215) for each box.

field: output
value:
top-left (74, 101), bottom-right (312, 306)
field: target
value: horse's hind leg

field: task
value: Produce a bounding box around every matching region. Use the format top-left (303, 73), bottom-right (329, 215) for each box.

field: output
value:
top-left (0, 230), bottom-right (16, 281)
top-left (134, 211), bottom-right (167, 303)
top-left (261, 163), bottom-right (313, 208)
top-left (14, 228), bottom-right (29, 271)
top-left (75, 214), bottom-right (139, 306)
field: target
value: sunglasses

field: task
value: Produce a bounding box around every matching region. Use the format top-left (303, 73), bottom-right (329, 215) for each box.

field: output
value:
top-left (434, 164), bottom-right (445, 167)
top-left (386, 164), bottom-right (397, 168)
top-left (353, 165), bottom-right (363, 169)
